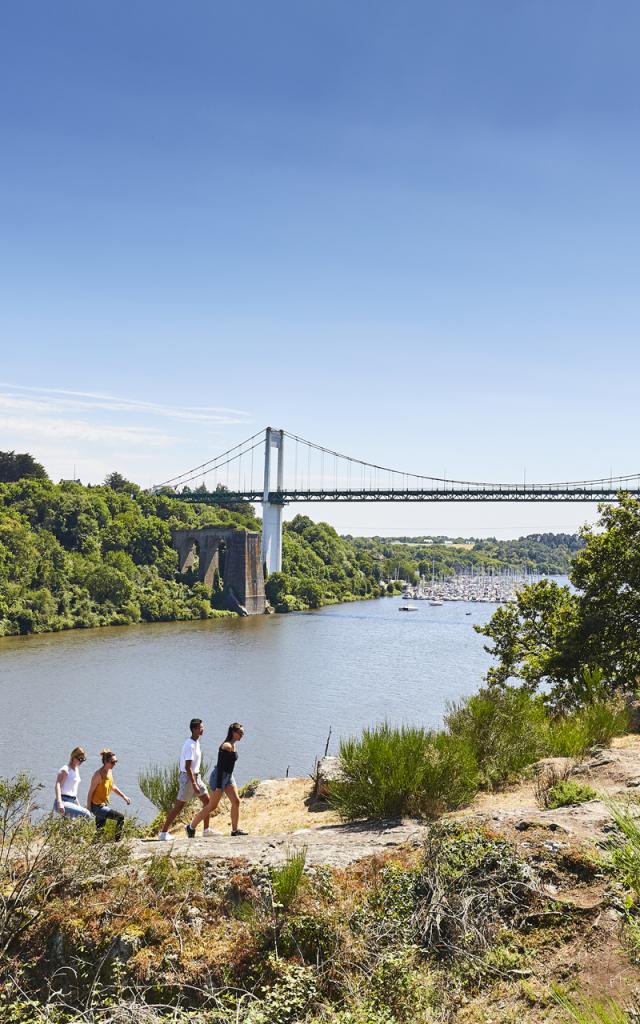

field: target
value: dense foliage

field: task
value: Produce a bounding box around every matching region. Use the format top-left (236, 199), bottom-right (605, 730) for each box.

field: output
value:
top-left (268, 514), bottom-right (383, 611)
top-left (0, 451), bottom-right (47, 483)
top-left (0, 474), bottom-right (265, 636)
top-left (348, 531), bottom-right (583, 582)
top-left (0, 470), bottom-right (384, 636)
top-left (478, 495), bottom-right (640, 705)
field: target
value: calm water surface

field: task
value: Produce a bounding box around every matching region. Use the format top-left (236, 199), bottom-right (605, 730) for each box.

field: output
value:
top-left (0, 596), bottom-right (503, 819)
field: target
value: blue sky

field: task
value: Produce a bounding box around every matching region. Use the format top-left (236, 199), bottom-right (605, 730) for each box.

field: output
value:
top-left (1, 2), bottom-right (639, 536)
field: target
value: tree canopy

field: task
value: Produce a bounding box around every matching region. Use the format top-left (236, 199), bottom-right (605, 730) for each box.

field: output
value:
top-left (0, 451), bottom-right (48, 484)
top-left (478, 494), bottom-right (640, 706)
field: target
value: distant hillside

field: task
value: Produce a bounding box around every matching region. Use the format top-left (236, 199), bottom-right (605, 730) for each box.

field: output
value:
top-left (346, 532), bottom-right (584, 582)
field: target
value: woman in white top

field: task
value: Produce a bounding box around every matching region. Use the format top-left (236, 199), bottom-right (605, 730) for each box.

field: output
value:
top-left (54, 747), bottom-right (92, 820)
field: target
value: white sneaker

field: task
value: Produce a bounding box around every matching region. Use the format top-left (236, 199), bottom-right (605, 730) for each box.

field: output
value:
top-left (202, 828), bottom-right (216, 837)
top-left (158, 832), bottom-right (172, 841)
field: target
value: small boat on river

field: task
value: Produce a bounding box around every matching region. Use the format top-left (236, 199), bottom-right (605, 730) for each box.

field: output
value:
top-left (399, 605), bottom-right (418, 612)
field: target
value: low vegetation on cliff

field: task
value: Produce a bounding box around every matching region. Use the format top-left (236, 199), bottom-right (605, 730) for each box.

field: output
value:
top-left (330, 682), bottom-right (629, 822)
top-left (3, 771), bottom-right (640, 1024)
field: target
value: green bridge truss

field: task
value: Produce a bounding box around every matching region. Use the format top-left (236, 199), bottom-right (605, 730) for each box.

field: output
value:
top-left (170, 486), bottom-right (640, 505)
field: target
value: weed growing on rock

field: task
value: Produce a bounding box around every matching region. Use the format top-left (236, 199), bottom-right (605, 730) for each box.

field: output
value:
top-left (545, 780), bottom-right (598, 809)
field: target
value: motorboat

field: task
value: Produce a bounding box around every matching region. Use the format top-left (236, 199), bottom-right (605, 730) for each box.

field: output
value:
top-left (399, 605), bottom-right (418, 612)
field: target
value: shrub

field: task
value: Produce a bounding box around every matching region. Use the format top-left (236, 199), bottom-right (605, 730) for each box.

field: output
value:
top-left (271, 846), bottom-right (307, 909)
top-left (546, 780), bottom-right (597, 809)
top-left (412, 823), bottom-right (535, 959)
top-left (137, 761), bottom-right (208, 815)
top-left (247, 956), bottom-right (318, 1024)
top-left (138, 763), bottom-right (181, 815)
top-left (549, 697), bottom-right (629, 757)
top-left (331, 723), bottom-right (479, 821)
top-left (0, 775), bottom-right (129, 957)
top-left (445, 686), bottom-right (549, 788)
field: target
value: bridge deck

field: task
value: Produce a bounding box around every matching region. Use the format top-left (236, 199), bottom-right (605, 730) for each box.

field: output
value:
top-left (170, 487), bottom-right (640, 504)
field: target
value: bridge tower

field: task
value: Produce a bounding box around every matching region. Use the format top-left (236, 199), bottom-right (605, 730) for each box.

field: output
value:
top-left (261, 427), bottom-right (284, 574)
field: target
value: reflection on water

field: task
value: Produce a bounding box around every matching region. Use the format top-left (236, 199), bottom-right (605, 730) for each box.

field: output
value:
top-left (0, 596), bottom-right (501, 819)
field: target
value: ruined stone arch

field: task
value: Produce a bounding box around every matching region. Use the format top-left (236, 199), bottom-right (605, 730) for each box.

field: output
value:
top-left (172, 527), bottom-right (265, 614)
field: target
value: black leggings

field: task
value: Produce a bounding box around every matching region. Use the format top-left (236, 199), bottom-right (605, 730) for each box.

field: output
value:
top-left (91, 804), bottom-right (125, 840)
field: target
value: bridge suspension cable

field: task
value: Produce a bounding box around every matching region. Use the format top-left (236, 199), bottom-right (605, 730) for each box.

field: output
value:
top-left (153, 430), bottom-right (265, 490)
top-left (154, 425), bottom-right (640, 498)
top-left (281, 431), bottom-right (640, 491)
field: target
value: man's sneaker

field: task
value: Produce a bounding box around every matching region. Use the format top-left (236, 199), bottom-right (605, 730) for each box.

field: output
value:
top-left (231, 829), bottom-right (248, 836)
top-left (158, 832), bottom-right (172, 841)
top-left (185, 823), bottom-right (196, 839)
top-left (202, 828), bottom-right (216, 837)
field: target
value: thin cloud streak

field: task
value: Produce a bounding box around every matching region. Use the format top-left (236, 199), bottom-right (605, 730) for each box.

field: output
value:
top-left (0, 383), bottom-right (251, 424)
top-left (0, 415), bottom-right (174, 446)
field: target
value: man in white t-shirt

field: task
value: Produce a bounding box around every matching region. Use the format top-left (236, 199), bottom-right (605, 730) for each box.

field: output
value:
top-left (158, 719), bottom-right (212, 840)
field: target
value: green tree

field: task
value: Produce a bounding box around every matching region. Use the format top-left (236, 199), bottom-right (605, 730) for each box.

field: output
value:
top-left (0, 451), bottom-right (48, 483)
top-left (478, 495), bottom-right (640, 705)
top-left (104, 471), bottom-right (139, 493)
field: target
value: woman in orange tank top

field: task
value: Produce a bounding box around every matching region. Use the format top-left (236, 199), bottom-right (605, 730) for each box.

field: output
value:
top-left (87, 749), bottom-right (130, 840)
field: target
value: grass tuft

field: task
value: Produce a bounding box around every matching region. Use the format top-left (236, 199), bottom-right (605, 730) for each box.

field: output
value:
top-left (554, 990), bottom-right (633, 1024)
top-left (271, 846), bottom-right (307, 909)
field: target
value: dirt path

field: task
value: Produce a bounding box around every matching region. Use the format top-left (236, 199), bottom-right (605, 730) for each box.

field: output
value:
top-left (132, 736), bottom-right (640, 867)
top-left (135, 820), bottom-right (428, 868)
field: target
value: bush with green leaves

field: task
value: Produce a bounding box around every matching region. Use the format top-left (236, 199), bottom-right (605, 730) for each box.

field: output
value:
top-left (333, 682), bottom-right (628, 821)
top-left (0, 774), bottom-right (130, 958)
top-left (445, 685), bottom-right (550, 788)
top-left (548, 697), bottom-right (629, 757)
top-left (330, 723), bottom-right (479, 820)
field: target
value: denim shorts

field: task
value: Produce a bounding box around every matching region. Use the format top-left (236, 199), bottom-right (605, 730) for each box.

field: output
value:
top-left (209, 770), bottom-right (236, 791)
top-left (177, 772), bottom-right (208, 802)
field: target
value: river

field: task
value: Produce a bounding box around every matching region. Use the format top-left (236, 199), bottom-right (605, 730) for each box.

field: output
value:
top-left (0, 595), bottom-right (504, 820)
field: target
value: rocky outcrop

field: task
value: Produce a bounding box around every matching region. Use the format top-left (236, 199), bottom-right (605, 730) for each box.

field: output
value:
top-left (134, 820), bottom-right (428, 869)
top-left (314, 756), bottom-right (344, 799)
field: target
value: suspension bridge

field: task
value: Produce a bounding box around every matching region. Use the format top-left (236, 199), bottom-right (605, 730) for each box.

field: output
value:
top-left (154, 427), bottom-right (640, 574)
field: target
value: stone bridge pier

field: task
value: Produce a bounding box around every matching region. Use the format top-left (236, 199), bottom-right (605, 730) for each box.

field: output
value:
top-left (172, 528), bottom-right (266, 615)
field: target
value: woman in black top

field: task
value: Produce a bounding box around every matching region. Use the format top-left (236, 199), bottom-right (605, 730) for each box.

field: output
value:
top-left (186, 723), bottom-right (246, 837)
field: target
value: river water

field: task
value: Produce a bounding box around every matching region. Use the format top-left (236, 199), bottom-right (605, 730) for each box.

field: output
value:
top-left (0, 596), bottom-right (503, 820)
